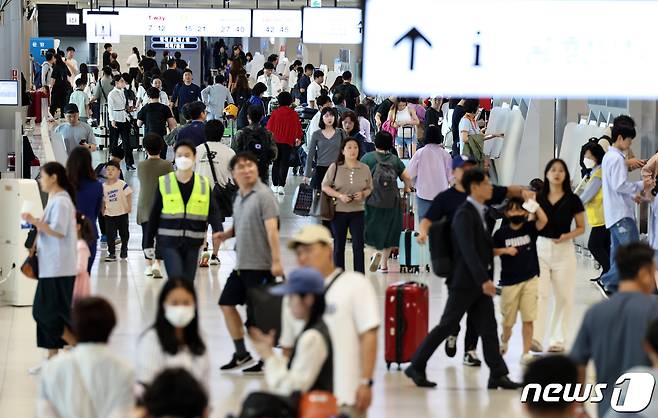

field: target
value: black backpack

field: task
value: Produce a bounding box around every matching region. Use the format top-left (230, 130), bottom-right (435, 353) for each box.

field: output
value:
top-left (242, 126), bottom-right (273, 163)
top-left (429, 216), bottom-right (453, 277)
top-left (367, 153), bottom-right (399, 208)
top-left (238, 391), bottom-right (299, 418)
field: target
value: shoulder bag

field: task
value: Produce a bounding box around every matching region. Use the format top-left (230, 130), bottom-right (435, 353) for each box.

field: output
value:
top-left (21, 226), bottom-right (38, 279)
top-left (311, 163), bottom-right (338, 220)
top-left (203, 142), bottom-right (238, 218)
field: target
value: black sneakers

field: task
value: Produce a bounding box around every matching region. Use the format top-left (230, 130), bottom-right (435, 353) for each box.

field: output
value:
top-left (242, 360), bottom-right (264, 375)
top-left (463, 351), bottom-right (482, 367)
top-left (444, 335), bottom-right (457, 358)
top-left (220, 352), bottom-right (253, 371)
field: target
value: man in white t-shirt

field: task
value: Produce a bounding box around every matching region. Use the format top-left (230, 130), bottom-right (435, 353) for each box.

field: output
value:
top-left (65, 47), bottom-right (79, 84)
top-left (307, 70), bottom-right (325, 109)
top-left (281, 225), bottom-right (379, 418)
top-left (256, 62), bottom-right (282, 98)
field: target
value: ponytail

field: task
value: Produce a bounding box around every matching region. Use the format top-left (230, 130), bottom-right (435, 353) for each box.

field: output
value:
top-left (41, 161), bottom-right (76, 205)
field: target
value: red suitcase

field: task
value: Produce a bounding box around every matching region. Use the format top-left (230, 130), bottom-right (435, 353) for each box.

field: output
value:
top-left (401, 191), bottom-right (414, 230)
top-left (384, 281), bottom-right (429, 370)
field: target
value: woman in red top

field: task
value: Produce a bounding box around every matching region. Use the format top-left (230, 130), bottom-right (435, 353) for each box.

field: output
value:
top-left (266, 91), bottom-right (303, 195)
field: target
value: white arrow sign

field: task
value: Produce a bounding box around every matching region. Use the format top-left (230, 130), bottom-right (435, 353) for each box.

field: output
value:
top-left (363, 0), bottom-right (658, 98)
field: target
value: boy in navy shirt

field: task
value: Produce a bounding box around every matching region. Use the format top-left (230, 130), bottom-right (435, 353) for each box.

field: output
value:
top-left (493, 197), bottom-right (547, 365)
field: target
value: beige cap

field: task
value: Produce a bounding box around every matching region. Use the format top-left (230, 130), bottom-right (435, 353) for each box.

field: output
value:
top-left (287, 224), bottom-right (333, 249)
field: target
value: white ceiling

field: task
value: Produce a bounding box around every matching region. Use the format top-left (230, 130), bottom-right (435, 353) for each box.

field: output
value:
top-left (36, 0), bottom-right (361, 10)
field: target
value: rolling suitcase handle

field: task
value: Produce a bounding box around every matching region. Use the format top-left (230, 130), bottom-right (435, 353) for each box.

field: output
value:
top-left (395, 285), bottom-right (406, 368)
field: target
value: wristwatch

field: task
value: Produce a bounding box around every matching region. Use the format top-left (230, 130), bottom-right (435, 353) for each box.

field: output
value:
top-left (360, 378), bottom-right (374, 387)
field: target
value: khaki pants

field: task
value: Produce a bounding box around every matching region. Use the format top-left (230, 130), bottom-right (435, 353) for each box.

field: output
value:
top-left (500, 277), bottom-right (539, 328)
top-left (533, 237), bottom-right (577, 348)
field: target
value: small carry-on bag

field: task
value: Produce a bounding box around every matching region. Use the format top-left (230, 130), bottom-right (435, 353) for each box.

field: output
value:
top-left (298, 391), bottom-right (339, 418)
top-left (384, 281), bottom-right (429, 370)
top-left (292, 183), bottom-right (315, 216)
top-left (398, 230), bottom-right (427, 273)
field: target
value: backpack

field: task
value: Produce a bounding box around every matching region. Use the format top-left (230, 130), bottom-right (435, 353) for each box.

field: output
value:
top-left (242, 126), bottom-right (273, 164)
top-left (367, 153), bottom-right (399, 209)
top-left (238, 391), bottom-right (299, 418)
top-left (429, 216), bottom-right (453, 277)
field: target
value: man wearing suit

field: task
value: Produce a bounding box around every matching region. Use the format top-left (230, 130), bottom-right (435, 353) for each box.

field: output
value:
top-left (405, 168), bottom-right (521, 390)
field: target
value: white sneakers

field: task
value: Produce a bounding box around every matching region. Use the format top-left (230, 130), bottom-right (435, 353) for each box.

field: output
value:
top-left (271, 185), bottom-right (285, 195)
top-left (369, 252), bottom-right (383, 272)
top-left (145, 262), bottom-right (163, 279)
top-left (521, 353), bottom-right (535, 366)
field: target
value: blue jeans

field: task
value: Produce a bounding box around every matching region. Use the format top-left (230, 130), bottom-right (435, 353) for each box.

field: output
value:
top-left (160, 245), bottom-right (201, 281)
top-left (600, 217), bottom-right (639, 292)
top-left (416, 197), bottom-right (433, 220)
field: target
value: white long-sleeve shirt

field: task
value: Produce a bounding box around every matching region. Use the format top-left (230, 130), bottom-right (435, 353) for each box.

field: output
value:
top-left (135, 328), bottom-right (210, 391)
top-left (107, 88), bottom-right (128, 123)
top-left (38, 344), bottom-right (134, 418)
top-left (602, 145), bottom-right (643, 228)
top-left (257, 73), bottom-right (282, 98)
top-left (126, 53), bottom-right (140, 69)
top-left (264, 328), bottom-right (329, 396)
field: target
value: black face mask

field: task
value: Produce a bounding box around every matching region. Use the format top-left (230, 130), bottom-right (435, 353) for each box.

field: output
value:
top-left (509, 215), bottom-right (527, 225)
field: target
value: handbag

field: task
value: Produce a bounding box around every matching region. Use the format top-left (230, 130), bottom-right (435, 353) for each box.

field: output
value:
top-left (21, 226), bottom-right (38, 279)
top-left (312, 164), bottom-right (338, 221)
top-left (204, 142), bottom-right (238, 218)
top-left (298, 391), bottom-right (339, 418)
top-left (381, 120), bottom-right (398, 138)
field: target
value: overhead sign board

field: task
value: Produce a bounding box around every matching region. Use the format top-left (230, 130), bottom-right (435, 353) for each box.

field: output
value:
top-left (85, 11), bottom-right (120, 43)
top-left (66, 12), bottom-right (80, 26)
top-left (363, 0), bottom-right (658, 98)
top-left (86, 8), bottom-right (251, 37)
top-left (151, 36), bottom-right (199, 50)
top-left (252, 10), bottom-right (302, 38)
top-left (302, 7), bottom-right (362, 44)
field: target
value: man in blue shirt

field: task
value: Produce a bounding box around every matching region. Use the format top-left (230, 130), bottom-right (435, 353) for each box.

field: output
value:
top-left (600, 115), bottom-right (650, 293)
top-left (172, 69), bottom-right (202, 124)
top-left (176, 101), bottom-right (207, 147)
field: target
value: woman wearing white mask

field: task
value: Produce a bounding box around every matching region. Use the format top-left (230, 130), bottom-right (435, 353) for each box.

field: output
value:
top-left (576, 142), bottom-right (610, 288)
top-left (145, 140), bottom-right (224, 281)
top-left (136, 278), bottom-right (209, 390)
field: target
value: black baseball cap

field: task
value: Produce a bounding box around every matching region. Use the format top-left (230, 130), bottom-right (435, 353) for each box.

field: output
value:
top-left (63, 103), bottom-right (79, 114)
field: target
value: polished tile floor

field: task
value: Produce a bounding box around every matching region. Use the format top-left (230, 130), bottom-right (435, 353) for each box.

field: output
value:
top-left (0, 154), bottom-right (605, 417)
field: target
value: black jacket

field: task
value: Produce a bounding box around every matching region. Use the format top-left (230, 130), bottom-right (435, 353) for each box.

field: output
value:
top-left (450, 200), bottom-right (493, 290)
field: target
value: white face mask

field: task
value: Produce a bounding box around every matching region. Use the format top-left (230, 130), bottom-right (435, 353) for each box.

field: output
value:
top-left (164, 305), bottom-right (195, 328)
top-left (175, 156), bottom-right (194, 171)
top-left (583, 157), bottom-right (597, 169)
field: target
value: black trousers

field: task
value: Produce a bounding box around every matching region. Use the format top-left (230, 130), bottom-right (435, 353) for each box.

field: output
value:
top-left (411, 288), bottom-right (509, 379)
top-left (141, 222), bottom-right (162, 260)
top-left (106, 214), bottom-right (130, 257)
top-left (272, 143), bottom-right (292, 187)
top-left (109, 121), bottom-right (135, 165)
top-left (32, 276), bottom-right (75, 349)
top-left (588, 225), bottom-right (611, 276)
top-left (331, 211), bottom-right (365, 273)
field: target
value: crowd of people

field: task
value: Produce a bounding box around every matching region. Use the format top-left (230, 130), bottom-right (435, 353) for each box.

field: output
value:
top-left (22, 41), bottom-right (658, 418)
